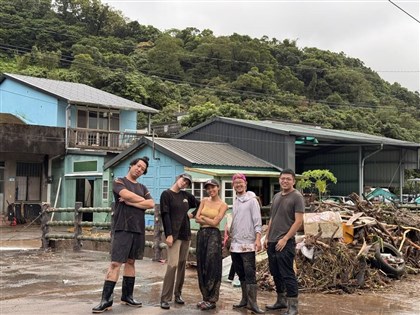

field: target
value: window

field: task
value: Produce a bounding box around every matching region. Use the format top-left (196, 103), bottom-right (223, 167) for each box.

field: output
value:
top-left (187, 180), bottom-right (234, 205)
top-left (77, 108), bottom-right (119, 130)
top-left (222, 181), bottom-right (234, 205)
top-left (74, 161), bottom-right (97, 172)
top-left (76, 108), bottom-right (120, 147)
top-left (272, 183), bottom-right (281, 200)
top-left (15, 162), bottom-right (42, 201)
top-left (77, 110), bottom-right (87, 128)
top-left (102, 180), bottom-right (108, 200)
top-left (88, 111), bottom-right (98, 129)
top-left (186, 181), bottom-right (208, 200)
top-left (110, 113), bottom-right (119, 130)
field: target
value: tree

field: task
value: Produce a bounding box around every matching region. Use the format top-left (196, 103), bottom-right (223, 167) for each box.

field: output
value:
top-left (275, 67), bottom-right (304, 94)
top-left (325, 68), bottom-right (375, 103)
top-left (147, 34), bottom-right (185, 78)
top-left (180, 102), bottom-right (219, 128)
top-left (298, 169), bottom-right (337, 200)
top-left (1, 0), bottom-right (419, 141)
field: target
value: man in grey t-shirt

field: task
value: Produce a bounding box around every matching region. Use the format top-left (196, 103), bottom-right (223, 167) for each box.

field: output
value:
top-left (264, 169), bottom-right (304, 315)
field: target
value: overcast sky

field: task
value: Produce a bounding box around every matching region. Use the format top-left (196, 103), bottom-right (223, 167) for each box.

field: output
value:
top-left (103, 0), bottom-right (419, 93)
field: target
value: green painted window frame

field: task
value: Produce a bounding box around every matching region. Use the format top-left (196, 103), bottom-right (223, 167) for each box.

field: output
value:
top-left (74, 161), bottom-right (97, 172)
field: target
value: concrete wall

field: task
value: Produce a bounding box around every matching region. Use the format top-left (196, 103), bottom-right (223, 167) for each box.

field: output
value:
top-left (0, 125), bottom-right (65, 155)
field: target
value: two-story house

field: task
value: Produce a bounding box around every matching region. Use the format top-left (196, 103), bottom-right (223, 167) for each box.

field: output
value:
top-left (0, 73), bottom-right (158, 222)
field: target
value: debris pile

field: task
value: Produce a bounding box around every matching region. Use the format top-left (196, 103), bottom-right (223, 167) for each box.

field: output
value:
top-left (256, 195), bottom-right (420, 293)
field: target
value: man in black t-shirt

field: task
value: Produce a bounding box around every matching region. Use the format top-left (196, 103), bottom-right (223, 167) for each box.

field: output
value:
top-left (92, 157), bottom-right (155, 313)
top-left (159, 173), bottom-right (200, 310)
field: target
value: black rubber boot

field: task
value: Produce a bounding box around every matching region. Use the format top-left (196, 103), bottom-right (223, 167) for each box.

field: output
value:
top-left (285, 297), bottom-right (298, 315)
top-left (265, 291), bottom-right (287, 310)
top-left (246, 284), bottom-right (264, 314)
top-left (228, 264), bottom-right (235, 281)
top-left (121, 276), bottom-right (142, 307)
top-left (233, 281), bottom-right (247, 308)
top-left (92, 280), bottom-right (115, 313)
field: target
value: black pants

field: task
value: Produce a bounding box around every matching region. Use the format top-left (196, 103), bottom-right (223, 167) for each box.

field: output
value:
top-left (196, 227), bottom-right (222, 303)
top-left (231, 251), bottom-right (257, 284)
top-left (267, 239), bottom-right (298, 297)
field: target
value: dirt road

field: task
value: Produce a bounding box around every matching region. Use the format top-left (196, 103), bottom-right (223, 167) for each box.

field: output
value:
top-left (1, 223), bottom-right (419, 315)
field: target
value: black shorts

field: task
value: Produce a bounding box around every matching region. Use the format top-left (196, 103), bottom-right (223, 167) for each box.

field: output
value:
top-left (111, 230), bottom-right (145, 263)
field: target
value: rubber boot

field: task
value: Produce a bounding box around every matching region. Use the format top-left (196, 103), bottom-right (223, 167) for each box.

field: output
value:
top-left (228, 264), bottom-right (235, 281)
top-left (285, 297), bottom-right (298, 315)
top-left (265, 292), bottom-right (287, 310)
top-left (121, 276), bottom-right (142, 307)
top-left (92, 280), bottom-right (115, 313)
top-left (246, 284), bottom-right (264, 314)
top-left (233, 281), bottom-right (247, 308)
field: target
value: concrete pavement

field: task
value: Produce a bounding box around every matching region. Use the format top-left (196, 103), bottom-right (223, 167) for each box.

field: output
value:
top-left (1, 223), bottom-right (419, 315)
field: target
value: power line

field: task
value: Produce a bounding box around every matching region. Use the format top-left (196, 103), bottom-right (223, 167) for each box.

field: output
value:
top-left (1, 21), bottom-right (419, 74)
top-left (0, 48), bottom-right (416, 111)
top-left (0, 42), bottom-right (418, 111)
top-left (388, 0), bottom-right (420, 23)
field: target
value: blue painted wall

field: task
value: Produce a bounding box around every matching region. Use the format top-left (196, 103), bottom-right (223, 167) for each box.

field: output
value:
top-left (112, 146), bottom-right (184, 202)
top-left (120, 110), bottom-right (137, 131)
top-left (108, 145), bottom-right (228, 231)
top-left (0, 79), bottom-right (62, 126)
top-left (57, 100), bottom-right (67, 127)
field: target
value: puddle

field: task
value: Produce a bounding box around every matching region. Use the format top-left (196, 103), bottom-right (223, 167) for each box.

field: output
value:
top-left (0, 225), bottom-right (419, 314)
top-left (0, 247), bottom-right (37, 251)
top-left (0, 239), bottom-right (41, 250)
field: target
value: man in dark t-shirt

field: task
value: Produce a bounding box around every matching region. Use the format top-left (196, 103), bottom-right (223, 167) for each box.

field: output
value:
top-left (159, 173), bottom-right (200, 310)
top-left (92, 156), bottom-right (155, 313)
top-left (264, 169), bottom-right (304, 315)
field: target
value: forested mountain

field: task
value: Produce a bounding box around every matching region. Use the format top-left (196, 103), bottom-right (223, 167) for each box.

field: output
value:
top-left (1, 0), bottom-right (419, 142)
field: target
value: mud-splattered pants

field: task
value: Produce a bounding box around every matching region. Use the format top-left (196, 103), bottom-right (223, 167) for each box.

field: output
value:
top-left (196, 227), bottom-right (222, 303)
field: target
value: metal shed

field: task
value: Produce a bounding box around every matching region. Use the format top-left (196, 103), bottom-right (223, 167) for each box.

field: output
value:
top-left (177, 117), bottom-right (420, 198)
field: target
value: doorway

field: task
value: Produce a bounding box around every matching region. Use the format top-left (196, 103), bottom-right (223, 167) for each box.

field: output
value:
top-left (76, 178), bottom-right (94, 221)
top-left (247, 177), bottom-right (271, 206)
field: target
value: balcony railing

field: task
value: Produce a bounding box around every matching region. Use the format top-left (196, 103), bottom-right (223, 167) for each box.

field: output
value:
top-left (67, 128), bottom-right (147, 151)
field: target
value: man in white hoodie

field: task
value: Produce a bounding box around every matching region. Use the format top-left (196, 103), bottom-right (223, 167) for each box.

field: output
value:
top-left (229, 173), bottom-right (264, 314)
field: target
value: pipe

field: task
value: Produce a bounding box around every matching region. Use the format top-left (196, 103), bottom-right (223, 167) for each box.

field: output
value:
top-left (152, 130), bottom-right (160, 160)
top-left (46, 154), bottom-right (62, 203)
top-left (360, 143), bottom-right (383, 196)
top-left (65, 104), bottom-right (71, 150)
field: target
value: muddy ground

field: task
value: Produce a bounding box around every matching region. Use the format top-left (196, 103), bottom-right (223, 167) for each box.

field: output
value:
top-left (1, 223), bottom-right (419, 315)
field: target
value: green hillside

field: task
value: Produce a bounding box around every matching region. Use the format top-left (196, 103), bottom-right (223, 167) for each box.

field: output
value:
top-left (1, 0), bottom-right (419, 141)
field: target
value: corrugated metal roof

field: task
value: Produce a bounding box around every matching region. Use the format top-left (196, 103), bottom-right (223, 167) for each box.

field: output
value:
top-left (149, 137), bottom-right (279, 169)
top-left (180, 117), bottom-right (420, 148)
top-left (3, 73), bottom-right (158, 114)
top-left (185, 167), bottom-right (280, 177)
top-left (103, 136), bottom-right (281, 170)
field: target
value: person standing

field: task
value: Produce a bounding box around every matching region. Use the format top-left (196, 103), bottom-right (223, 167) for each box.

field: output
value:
top-left (92, 157), bottom-right (155, 313)
top-left (264, 169), bottom-right (304, 315)
top-left (229, 173), bottom-right (264, 314)
top-left (159, 173), bottom-right (200, 310)
top-left (195, 179), bottom-right (228, 310)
